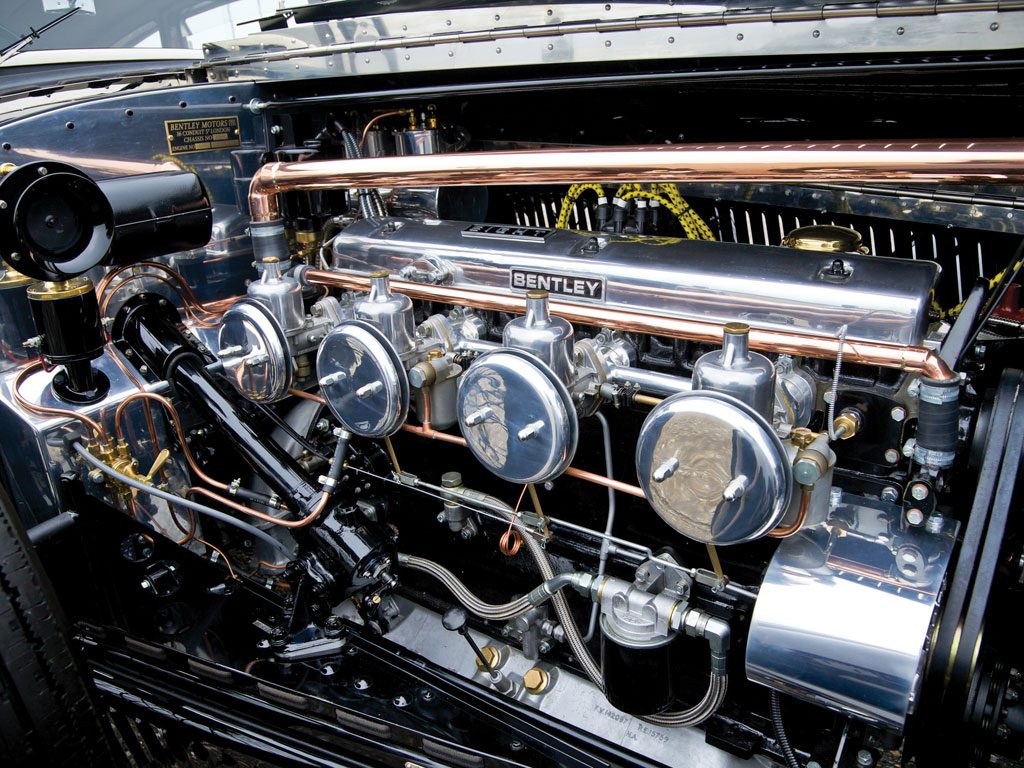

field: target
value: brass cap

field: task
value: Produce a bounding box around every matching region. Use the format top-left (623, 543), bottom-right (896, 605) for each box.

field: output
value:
top-left (522, 667), bottom-right (550, 695)
top-left (368, 269), bottom-right (389, 279)
top-left (723, 321), bottom-right (749, 335)
top-left (526, 289), bottom-right (549, 300)
top-left (782, 224), bottom-right (865, 254)
top-left (475, 646), bottom-right (500, 672)
top-left (26, 276), bottom-right (95, 301)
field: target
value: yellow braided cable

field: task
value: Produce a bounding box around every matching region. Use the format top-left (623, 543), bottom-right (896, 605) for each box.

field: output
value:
top-left (557, 183), bottom-right (605, 229)
top-left (947, 257), bottom-right (1024, 318)
top-left (658, 183), bottom-right (715, 240)
top-left (621, 189), bottom-right (701, 240)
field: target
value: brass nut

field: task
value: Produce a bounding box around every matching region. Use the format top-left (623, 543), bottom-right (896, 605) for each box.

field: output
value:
top-left (832, 412), bottom-right (861, 440)
top-left (522, 667), bottom-right (550, 695)
top-left (475, 646), bottom-right (500, 672)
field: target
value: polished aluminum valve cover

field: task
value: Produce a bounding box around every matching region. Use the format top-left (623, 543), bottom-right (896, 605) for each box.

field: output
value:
top-left (635, 391), bottom-right (792, 545)
top-left (457, 348), bottom-right (578, 484)
top-left (332, 217), bottom-right (939, 346)
top-left (316, 320), bottom-right (409, 438)
top-left (217, 299), bottom-right (293, 403)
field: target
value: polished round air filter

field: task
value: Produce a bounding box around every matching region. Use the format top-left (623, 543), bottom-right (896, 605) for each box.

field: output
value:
top-left (316, 320), bottom-right (409, 438)
top-left (635, 390), bottom-right (792, 545)
top-left (217, 299), bottom-right (292, 403)
top-left (457, 348), bottom-right (577, 484)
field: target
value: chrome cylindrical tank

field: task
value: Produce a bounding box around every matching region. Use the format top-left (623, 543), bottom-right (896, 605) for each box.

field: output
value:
top-left (247, 257), bottom-right (304, 333)
top-left (502, 290), bottom-right (574, 386)
top-left (355, 271), bottom-right (416, 356)
top-left (692, 323), bottom-right (776, 420)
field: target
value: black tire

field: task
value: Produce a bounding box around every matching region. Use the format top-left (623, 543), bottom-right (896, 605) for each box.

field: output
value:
top-left (0, 481), bottom-right (113, 767)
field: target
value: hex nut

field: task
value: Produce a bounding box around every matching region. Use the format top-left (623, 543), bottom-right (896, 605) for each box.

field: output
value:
top-left (523, 667), bottom-right (550, 695)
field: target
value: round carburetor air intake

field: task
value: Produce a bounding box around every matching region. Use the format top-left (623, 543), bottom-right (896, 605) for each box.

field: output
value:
top-left (457, 348), bottom-right (578, 484)
top-left (635, 391), bottom-right (793, 545)
top-left (217, 299), bottom-right (293, 403)
top-left (316, 320), bottom-right (409, 438)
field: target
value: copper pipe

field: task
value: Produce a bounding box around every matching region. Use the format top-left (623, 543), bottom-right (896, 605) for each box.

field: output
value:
top-left (188, 485), bottom-right (331, 529)
top-left (767, 485), bottom-right (813, 538)
top-left (303, 270), bottom-right (956, 381)
top-left (288, 388), bottom-right (327, 404)
top-left (562, 467), bottom-right (647, 498)
top-left (12, 362), bottom-right (106, 438)
top-left (248, 140), bottom-right (1024, 222)
top-left (360, 110), bottom-right (412, 149)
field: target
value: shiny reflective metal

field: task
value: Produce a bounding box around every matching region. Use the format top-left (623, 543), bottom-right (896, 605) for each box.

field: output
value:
top-left (355, 271), bottom-right (416, 356)
top-left (457, 348), bottom-right (577, 484)
top-left (692, 323), bottom-right (776, 420)
top-left (247, 257), bottom-right (304, 333)
top-left (332, 218), bottom-right (937, 346)
top-left (774, 356), bottom-right (817, 428)
top-left (746, 493), bottom-right (959, 730)
top-left (388, 186), bottom-right (489, 222)
top-left (395, 128), bottom-right (443, 156)
top-left (782, 224), bottom-right (868, 254)
top-left (363, 130), bottom-right (390, 158)
top-left (203, 3), bottom-right (1024, 86)
top-left (636, 391), bottom-right (792, 545)
top-left (217, 299), bottom-right (292, 403)
top-left (503, 291), bottom-right (574, 386)
top-left (316, 320), bottom-right (409, 438)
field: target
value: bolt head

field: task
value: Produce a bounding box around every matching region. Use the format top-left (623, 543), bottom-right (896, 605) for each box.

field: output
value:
top-left (856, 749), bottom-right (875, 767)
top-left (910, 482), bottom-right (929, 500)
top-left (905, 508), bottom-right (925, 526)
top-left (881, 487), bottom-right (899, 503)
top-left (890, 406), bottom-right (907, 422)
top-left (884, 448), bottom-right (900, 464)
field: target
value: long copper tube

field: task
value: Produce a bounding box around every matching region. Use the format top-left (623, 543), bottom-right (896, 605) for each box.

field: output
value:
top-left (248, 140), bottom-right (1024, 222)
top-left (766, 485), bottom-right (813, 538)
top-left (12, 362), bottom-right (106, 439)
top-left (303, 270), bottom-right (956, 381)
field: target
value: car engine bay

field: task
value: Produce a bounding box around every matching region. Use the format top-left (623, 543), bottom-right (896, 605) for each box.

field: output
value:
top-left (1, 22), bottom-right (1024, 767)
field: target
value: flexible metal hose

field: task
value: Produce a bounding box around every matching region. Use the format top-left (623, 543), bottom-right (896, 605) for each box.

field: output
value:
top-left (645, 673), bottom-right (728, 727)
top-left (769, 690), bottom-right (802, 768)
top-left (400, 554), bottom-right (533, 620)
top-left (341, 129), bottom-right (386, 218)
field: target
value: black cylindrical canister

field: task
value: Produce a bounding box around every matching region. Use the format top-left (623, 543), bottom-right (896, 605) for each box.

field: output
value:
top-left (600, 624), bottom-right (677, 716)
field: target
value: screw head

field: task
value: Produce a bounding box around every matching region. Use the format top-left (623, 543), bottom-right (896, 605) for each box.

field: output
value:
top-left (856, 749), bottom-right (875, 767)
top-left (905, 508), bottom-right (925, 526)
top-left (881, 487), bottom-right (899, 504)
top-left (910, 482), bottom-right (929, 500)
top-left (884, 448), bottom-right (900, 464)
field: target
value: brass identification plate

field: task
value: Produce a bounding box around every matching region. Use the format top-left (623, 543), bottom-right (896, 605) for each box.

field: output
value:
top-left (165, 116), bottom-right (241, 155)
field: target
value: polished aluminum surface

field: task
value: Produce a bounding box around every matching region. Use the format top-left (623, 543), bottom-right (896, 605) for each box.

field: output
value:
top-left (355, 273), bottom-right (416, 356)
top-left (503, 292), bottom-right (574, 386)
top-left (304, 268), bottom-right (957, 381)
top-left (336, 598), bottom-right (757, 768)
top-left (636, 391), bottom-right (792, 546)
top-left (457, 348), bottom-right (578, 484)
top-left (218, 299), bottom-right (293, 403)
top-left (395, 128), bottom-right (443, 156)
top-left (316, 320), bottom-right (409, 438)
top-left (332, 217), bottom-right (938, 346)
top-left (388, 186), bottom-right (489, 222)
top-left (693, 324), bottom-right (776, 421)
top-left (247, 258), bottom-right (304, 333)
top-left (203, 3), bottom-right (1024, 84)
top-left (746, 494), bottom-right (958, 729)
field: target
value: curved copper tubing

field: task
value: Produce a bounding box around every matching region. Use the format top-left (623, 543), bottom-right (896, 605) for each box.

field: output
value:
top-left (12, 362), bottom-right (106, 439)
top-left (766, 485), bottom-right (813, 538)
top-left (302, 270), bottom-right (956, 381)
top-left (117, 391), bottom-right (331, 528)
top-left (248, 140), bottom-right (1024, 222)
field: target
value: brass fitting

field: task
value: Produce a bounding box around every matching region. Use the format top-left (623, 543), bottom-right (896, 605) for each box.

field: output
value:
top-left (832, 409), bottom-right (862, 440)
top-left (522, 667), bottom-right (550, 695)
top-left (475, 645), bottom-right (501, 672)
top-left (790, 427), bottom-right (817, 449)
